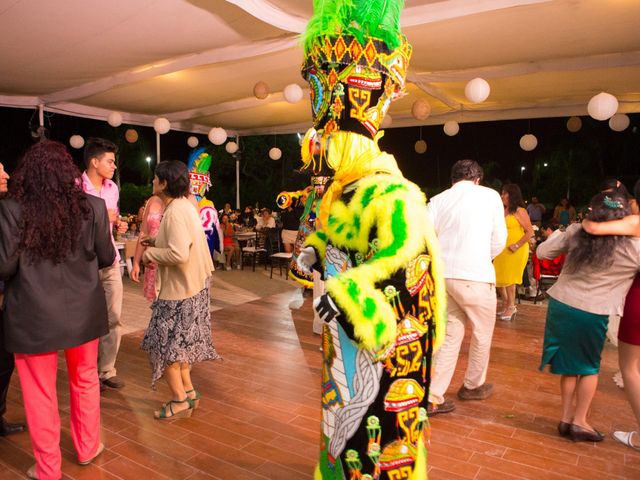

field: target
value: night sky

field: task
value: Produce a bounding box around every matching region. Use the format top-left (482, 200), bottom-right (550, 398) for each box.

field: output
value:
top-left (1, 107), bottom-right (638, 211)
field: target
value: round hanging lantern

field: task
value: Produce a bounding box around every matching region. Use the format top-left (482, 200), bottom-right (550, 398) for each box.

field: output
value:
top-left (519, 134), bottom-right (538, 151)
top-left (69, 135), bottom-right (84, 149)
top-left (587, 92), bottom-right (618, 121)
top-left (464, 78), bottom-right (491, 103)
top-left (187, 136), bottom-right (199, 148)
top-left (609, 113), bottom-right (630, 132)
top-left (208, 127), bottom-right (227, 145)
top-left (124, 129), bottom-right (138, 143)
top-left (414, 140), bottom-right (427, 154)
top-left (283, 84), bottom-right (304, 104)
top-left (153, 117), bottom-right (171, 134)
top-left (269, 147), bottom-right (282, 161)
top-left (443, 120), bottom-right (459, 136)
top-left (253, 81), bottom-right (270, 100)
top-left (226, 141), bottom-right (239, 154)
top-left (380, 114), bottom-right (392, 129)
top-left (566, 116), bottom-right (582, 133)
top-left (107, 112), bottom-right (123, 127)
top-left (411, 99), bottom-right (431, 121)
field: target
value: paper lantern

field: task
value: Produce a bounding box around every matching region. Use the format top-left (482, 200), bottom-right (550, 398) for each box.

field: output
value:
top-left (464, 78), bottom-right (490, 103)
top-left (208, 127), bottom-right (227, 145)
top-left (153, 117), bottom-right (171, 134)
top-left (380, 114), bottom-right (392, 129)
top-left (107, 112), bottom-right (123, 127)
top-left (587, 92), bottom-right (618, 121)
top-left (411, 99), bottom-right (431, 121)
top-left (253, 81), bottom-right (270, 100)
top-left (443, 120), bottom-right (459, 136)
top-left (187, 136), bottom-right (199, 148)
top-left (124, 129), bottom-right (138, 143)
top-left (519, 134), bottom-right (538, 151)
top-left (226, 141), bottom-right (239, 154)
top-left (566, 116), bottom-right (582, 133)
top-left (69, 135), bottom-right (84, 149)
top-left (269, 147), bottom-right (282, 161)
top-left (283, 84), bottom-right (304, 104)
top-left (609, 113), bottom-right (630, 132)
top-left (414, 140), bottom-right (427, 154)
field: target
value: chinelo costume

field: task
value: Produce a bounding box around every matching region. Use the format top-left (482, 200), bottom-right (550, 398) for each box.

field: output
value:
top-left (298, 1), bottom-right (446, 479)
top-left (187, 147), bottom-right (222, 262)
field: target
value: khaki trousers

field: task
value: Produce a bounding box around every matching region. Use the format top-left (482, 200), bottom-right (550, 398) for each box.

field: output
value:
top-left (98, 264), bottom-right (123, 380)
top-left (429, 279), bottom-right (497, 404)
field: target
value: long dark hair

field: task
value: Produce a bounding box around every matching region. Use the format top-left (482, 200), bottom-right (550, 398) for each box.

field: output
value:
top-left (10, 140), bottom-right (90, 264)
top-left (502, 183), bottom-right (524, 214)
top-left (564, 192), bottom-right (630, 274)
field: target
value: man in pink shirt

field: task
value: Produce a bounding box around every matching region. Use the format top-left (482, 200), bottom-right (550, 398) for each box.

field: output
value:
top-left (82, 138), bottom-right (128, 391)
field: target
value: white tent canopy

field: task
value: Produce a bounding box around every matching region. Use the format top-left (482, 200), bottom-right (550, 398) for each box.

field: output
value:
top-left (1, 0), bottom-right (639, 135)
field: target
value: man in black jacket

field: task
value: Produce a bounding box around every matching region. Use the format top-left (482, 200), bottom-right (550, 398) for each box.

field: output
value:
top-left (0, 161), bottom-right (25, 436)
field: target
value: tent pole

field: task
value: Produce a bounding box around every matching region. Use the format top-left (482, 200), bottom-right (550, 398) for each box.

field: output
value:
top-left (156, 131), bottom-right (161, 163)
top-left (235, 158), bottom-right (240, 209)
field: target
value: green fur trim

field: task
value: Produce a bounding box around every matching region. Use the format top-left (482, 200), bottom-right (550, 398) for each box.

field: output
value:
top-left (305, 232), bottom-right (328, 266)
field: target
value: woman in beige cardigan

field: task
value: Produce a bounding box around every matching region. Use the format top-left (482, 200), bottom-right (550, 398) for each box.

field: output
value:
top-left (140, 161), bottom-right (220, 419)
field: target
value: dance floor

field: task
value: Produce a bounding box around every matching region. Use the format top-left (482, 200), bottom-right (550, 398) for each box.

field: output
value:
top-left (0, 269), bottom-right (639, 479)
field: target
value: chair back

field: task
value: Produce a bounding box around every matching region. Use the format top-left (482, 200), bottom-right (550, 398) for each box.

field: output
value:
top-left (265, 228), bottom-right (283, 255)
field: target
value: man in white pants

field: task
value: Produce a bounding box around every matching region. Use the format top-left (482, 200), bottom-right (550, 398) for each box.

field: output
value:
top-left (82, 138), bottom-right (128, 391)
top-left (426, 159), bottom-right (507, 415)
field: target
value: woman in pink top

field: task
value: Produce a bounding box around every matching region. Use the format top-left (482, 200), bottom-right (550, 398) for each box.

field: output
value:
top-left (131, 195), bottom-right (165, 301)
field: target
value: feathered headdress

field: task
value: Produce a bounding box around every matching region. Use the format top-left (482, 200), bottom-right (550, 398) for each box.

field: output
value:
top-left (187, 147), bottom-right (212, 199)
top-left (300, 0), bottom-right (411, 146)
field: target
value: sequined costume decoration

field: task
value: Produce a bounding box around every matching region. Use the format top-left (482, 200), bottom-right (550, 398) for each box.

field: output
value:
top-left (300, 2), bottom-right (446, 479)
top-left (187, 147), bottom-right (222, 258)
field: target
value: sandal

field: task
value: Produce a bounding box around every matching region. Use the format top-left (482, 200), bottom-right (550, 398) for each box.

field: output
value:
top-left (154, 398), bottom-right (194, 420)
top-left (613, 431), bottom-right (640, 450)
top-left (186, 389), bottom-right (201, 409)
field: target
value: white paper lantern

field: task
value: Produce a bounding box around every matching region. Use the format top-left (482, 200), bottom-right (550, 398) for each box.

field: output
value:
top-left (443, 120), bottom-right (459, 136)
top-left (283, 84), bottom-right (304, 104)
top-left (566, 116), bottom-right (582, 133)
top-left (464, 78), bottom-right (491, 103)
top-left (587, 92), bottom-right (618, 121)
top-left (69, 135), bottom-right (84, 149)
top-left (609, 113), bottom-right (630, 132)
top-left (153, 117), bottom-right (171, 135)
top-left (253, 81), bottom-right (270, 100)
top-left (269, 147), bottom-right (282, 161)
top-left (226, 141), bottom-right (239, 154)
top-left (125, 129), bottom-right (138, 143)
top-left (414, 140), bottom-right (427, 154)
top-left (519, 134), bottom-right (538, 151)
top-left (107, 112), bottom-right (123, 127)
top-left (380, 114), bottom-right (392, 129)
top-left (411, 99), bottom-right (431, 121)
top-left (187, 136), bottom-right (199, 148)
top-left (208, 127), bottom-right (227, 145)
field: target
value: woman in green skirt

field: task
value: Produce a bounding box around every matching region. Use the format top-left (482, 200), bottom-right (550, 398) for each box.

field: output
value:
top-left (537, 192), bottom-right (640, 442)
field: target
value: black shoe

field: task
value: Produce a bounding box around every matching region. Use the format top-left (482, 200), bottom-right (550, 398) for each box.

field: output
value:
top-left (557, 421), bottom-right (571, 437)
top-left (569, 424), bottom-right (604, 442)
top-left (427, 399), bottom-right (456, 417)
top-left (101, 376), bottom-right (125, 389)
top-left (0, 418), bottom-right (26, 436)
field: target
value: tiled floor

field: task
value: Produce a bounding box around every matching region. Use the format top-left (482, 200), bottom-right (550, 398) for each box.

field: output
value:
top-left (0, 270), bottom-right (639, 479)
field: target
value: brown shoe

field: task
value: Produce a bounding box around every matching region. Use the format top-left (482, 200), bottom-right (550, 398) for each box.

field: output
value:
top-left (569, 424), bottom-right (604, 443)
top-left (457, 383), bottom-right (493, 400)
top-left (101, 376), bottom-right (125, 389)
top-left (427, 399), bottom-right (456, 417)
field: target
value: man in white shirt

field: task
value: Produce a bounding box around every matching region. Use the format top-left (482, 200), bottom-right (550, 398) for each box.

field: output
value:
top-left (426, 159), bottom-right (507, 415)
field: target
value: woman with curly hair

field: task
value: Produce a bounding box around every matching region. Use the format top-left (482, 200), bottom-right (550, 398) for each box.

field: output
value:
top-left (538, 191), bottom-right (640, 443)
top-left (0, 140), bottom-right (115, 479)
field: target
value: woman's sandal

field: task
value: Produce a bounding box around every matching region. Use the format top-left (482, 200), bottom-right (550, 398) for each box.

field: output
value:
top-left (500, 306), bottom-right (517, 321)
top-left (613, 431), bottom-right (640, 450)
top-left (186, 389), bottom-right (201, 409)
top-left (154, 398), bottom-right (194, 420)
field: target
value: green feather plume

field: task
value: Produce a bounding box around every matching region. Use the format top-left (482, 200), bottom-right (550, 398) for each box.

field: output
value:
top-left (303, 0), bottom-right (404, 53)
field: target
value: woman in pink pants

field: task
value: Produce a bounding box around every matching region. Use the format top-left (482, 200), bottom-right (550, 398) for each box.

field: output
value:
top-left (0, 140), bottom-right (115, 479)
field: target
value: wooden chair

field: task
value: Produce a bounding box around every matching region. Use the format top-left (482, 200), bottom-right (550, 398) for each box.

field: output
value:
top-left (267, 228), bottom-right (293, 279)
top-left (241, 230), bottom-right (268, 271)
